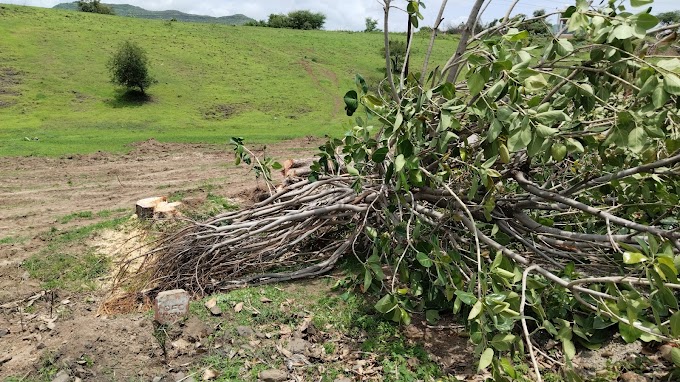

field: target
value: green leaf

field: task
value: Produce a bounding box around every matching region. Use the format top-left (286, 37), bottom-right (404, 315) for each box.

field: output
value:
top-left (670, 311), bottom-right (680, 336)
top-left (504, 28), bottom-right (529, 41)
top-left (363, 95), bottom-right (383, 108)
top-left (610, 24), bottom-right (635, 41)
top-left (507, 124), bottom-right (532, 152)
top-left (551, 143), bottom-right (567, 161)
top-left (374, 294), bottom-right (396, 314)
top-left (671, 348), bottom-right (680, 367)
top-left (395, 154), bottom-right (406, 172)
top-left (630, 0), bottom-right (653, 6)
top-left (524, 74), bottom-right (548, 92)
top-left (416, 252), bottom-right (433, 268)
top-left (355, 74), bottom-right (368, 94)
top-left (455, 290), bottom-right (476, 305)
top-left (372, 147), bottom-right (389, 163)
top-left (394, 113), bottom-right (404, 129)
top-left (490, 333), bottom-right (517, 351)
top-left (556, 39), bottom-right (574, 56)
top-left (487, 80), bottom-right (505, 99)
top-left (619, 321), bottom-right (642, 343)
top-left (535, 110), bottom-right (570, 125)
top-left (468, 300), bottom-right (483, 320)
top-left (468, 72), bottom-right (485, 96)
top-left (500, 358), bottom-right (517, 378)
top-left (363, 269), bottom-right (373, 291)
top-left (563, 339), bottom-right (576, 360)
top-left (365, 226), bottom-right (377, 239)
top-left (628, 127), bottom-right (647, 154)
top-left (663, 74), bottom-right (680, 96)
top-left (535, 124), bottom-right (558, 138)
top-left (566, 138), bottom-right (584, 153)
top-left (623, 252), bottom-right (648, 264)
top-left (634, 13), bottom-right (658, 30)
top-left (346, 164), bottom-right (360, 176)
top-left (426, 309), bottom-right (440, 324)
top-left (344, 90), bottom-right (358, 116)
top-left (652, 86), bottom-right (670, 109)
top-left (271, 162), bottom-right (283, 170)
top-left (488, 119), bottom-right (503, 141)
top-left (478, 348), bottom-right (494, 371)
top-left (658, 58), bottom-right (680, 74)
top-left (638, 75), bottom-right (658, 97)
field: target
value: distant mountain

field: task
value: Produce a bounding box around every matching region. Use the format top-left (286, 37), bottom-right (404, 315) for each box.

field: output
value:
top-left (53, 2), bottom-right (254, 25)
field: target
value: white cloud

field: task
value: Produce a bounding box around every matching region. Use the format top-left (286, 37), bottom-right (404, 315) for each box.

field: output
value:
top-left (1, 0), bottom-right (677, 30)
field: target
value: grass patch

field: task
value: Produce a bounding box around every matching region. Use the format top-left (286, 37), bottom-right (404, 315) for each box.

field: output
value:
top-left (45, 216), bottom-right (129, 245)
top-left (0, 4), bottom-right (458, 157)
top-left (23, 214), bottom-right (129, 290)
top-left (58, 210), bottom-right (94, 224)
top-left (24, 250), bottom-right (111, 290)
top-left (0, 236), bottom-right (23, 245)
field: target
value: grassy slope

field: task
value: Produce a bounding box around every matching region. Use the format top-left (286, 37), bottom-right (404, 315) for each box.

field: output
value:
top-left (0, 5), bottom-right (458, 157)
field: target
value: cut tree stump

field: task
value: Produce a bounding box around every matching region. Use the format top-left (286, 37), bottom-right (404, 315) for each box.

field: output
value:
top-left (154, 201), bottom-right (182, 218)
top-left (135, 196), bottom-right (167, 220)
top-left (282, 158), bottom-right (315, 177)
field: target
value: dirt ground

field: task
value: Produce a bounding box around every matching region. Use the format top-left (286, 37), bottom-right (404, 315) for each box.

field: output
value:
top-left (0, 138), bottom-right (668, 382)
top-left (0, 138), bottom-right (326, 380)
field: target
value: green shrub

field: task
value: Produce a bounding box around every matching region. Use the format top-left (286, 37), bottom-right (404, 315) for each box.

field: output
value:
top-left (108, 40), bottom-right (155, 94)
top-left (76, 0), bottom-right (114, 15)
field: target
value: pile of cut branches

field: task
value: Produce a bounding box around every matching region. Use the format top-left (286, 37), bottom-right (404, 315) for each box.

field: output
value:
top-left (113, 0), bottom-right (680, 379)
top-left (143, 176), bottom-right (373, 294)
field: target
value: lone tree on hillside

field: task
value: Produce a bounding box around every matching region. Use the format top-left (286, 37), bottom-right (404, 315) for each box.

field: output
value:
top-left (365, 17), bottom-right (379, 32)
top-left (108, 41), bottom-right (155, 94)
top-left (77, 0), bottom-right (114, 15)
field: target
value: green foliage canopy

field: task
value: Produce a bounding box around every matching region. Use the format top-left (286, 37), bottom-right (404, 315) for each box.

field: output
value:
top-left (657, 10), bottom-right (680, 26)
top-left (365, 17), bottom-right (379, 32)
top-left (246, 10), bottom-right (326, 30)
top-left (107, 41), bottom-right (154, 94)
top-left (76, 0), bottom-right (114, 15)
top-left (336, 0), bottom-right (680, 378)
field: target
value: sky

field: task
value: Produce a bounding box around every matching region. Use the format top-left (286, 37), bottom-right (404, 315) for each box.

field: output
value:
top-left (0, 0), bottom-right (677, 31)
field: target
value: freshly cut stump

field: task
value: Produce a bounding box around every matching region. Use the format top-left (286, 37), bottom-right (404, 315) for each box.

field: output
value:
top-left (136, 196), bottom-right (166, 219)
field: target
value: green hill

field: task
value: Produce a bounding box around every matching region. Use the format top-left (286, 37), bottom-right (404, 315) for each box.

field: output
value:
top-left (53, 2), bottom-right (254, 25)
top-left (0, 4), bottom-right (459, 157)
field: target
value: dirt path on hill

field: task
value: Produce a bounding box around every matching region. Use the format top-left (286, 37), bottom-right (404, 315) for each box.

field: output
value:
top-left (0, 137), bottom-right (321, 380)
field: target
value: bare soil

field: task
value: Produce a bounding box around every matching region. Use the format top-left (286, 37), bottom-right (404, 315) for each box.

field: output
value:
top-left (0, 138), bottom-right (322, 380)
top-left (0, 138), bottom-right (666, 381)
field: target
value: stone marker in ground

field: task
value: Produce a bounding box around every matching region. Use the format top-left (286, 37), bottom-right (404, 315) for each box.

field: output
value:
top-left (154, 289), bottom-right (190, 324)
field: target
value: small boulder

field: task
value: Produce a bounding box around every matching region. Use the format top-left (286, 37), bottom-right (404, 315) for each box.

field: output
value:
top-left (236, 326), bottom-right (254, 337)
top-left (287, 338), bottom-right (310, 354)
top-left (258, 369), bottom-right (287, 382)
top-left (51, 370), bottom-right (70, 382)
top-left (183, 317), bottom-right (213, 342)
top-left (620, 371), bottom-right (646, 382)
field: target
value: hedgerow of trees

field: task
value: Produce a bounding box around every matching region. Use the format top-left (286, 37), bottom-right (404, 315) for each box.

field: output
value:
top-left (658, 10), bottom-right (680, 26)
top-left (245, 10), bottom-right (326, 30)
top-left (76, 0), bottom-right (114, 15)
top-left (121, 0), bottom-right (680, 380)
